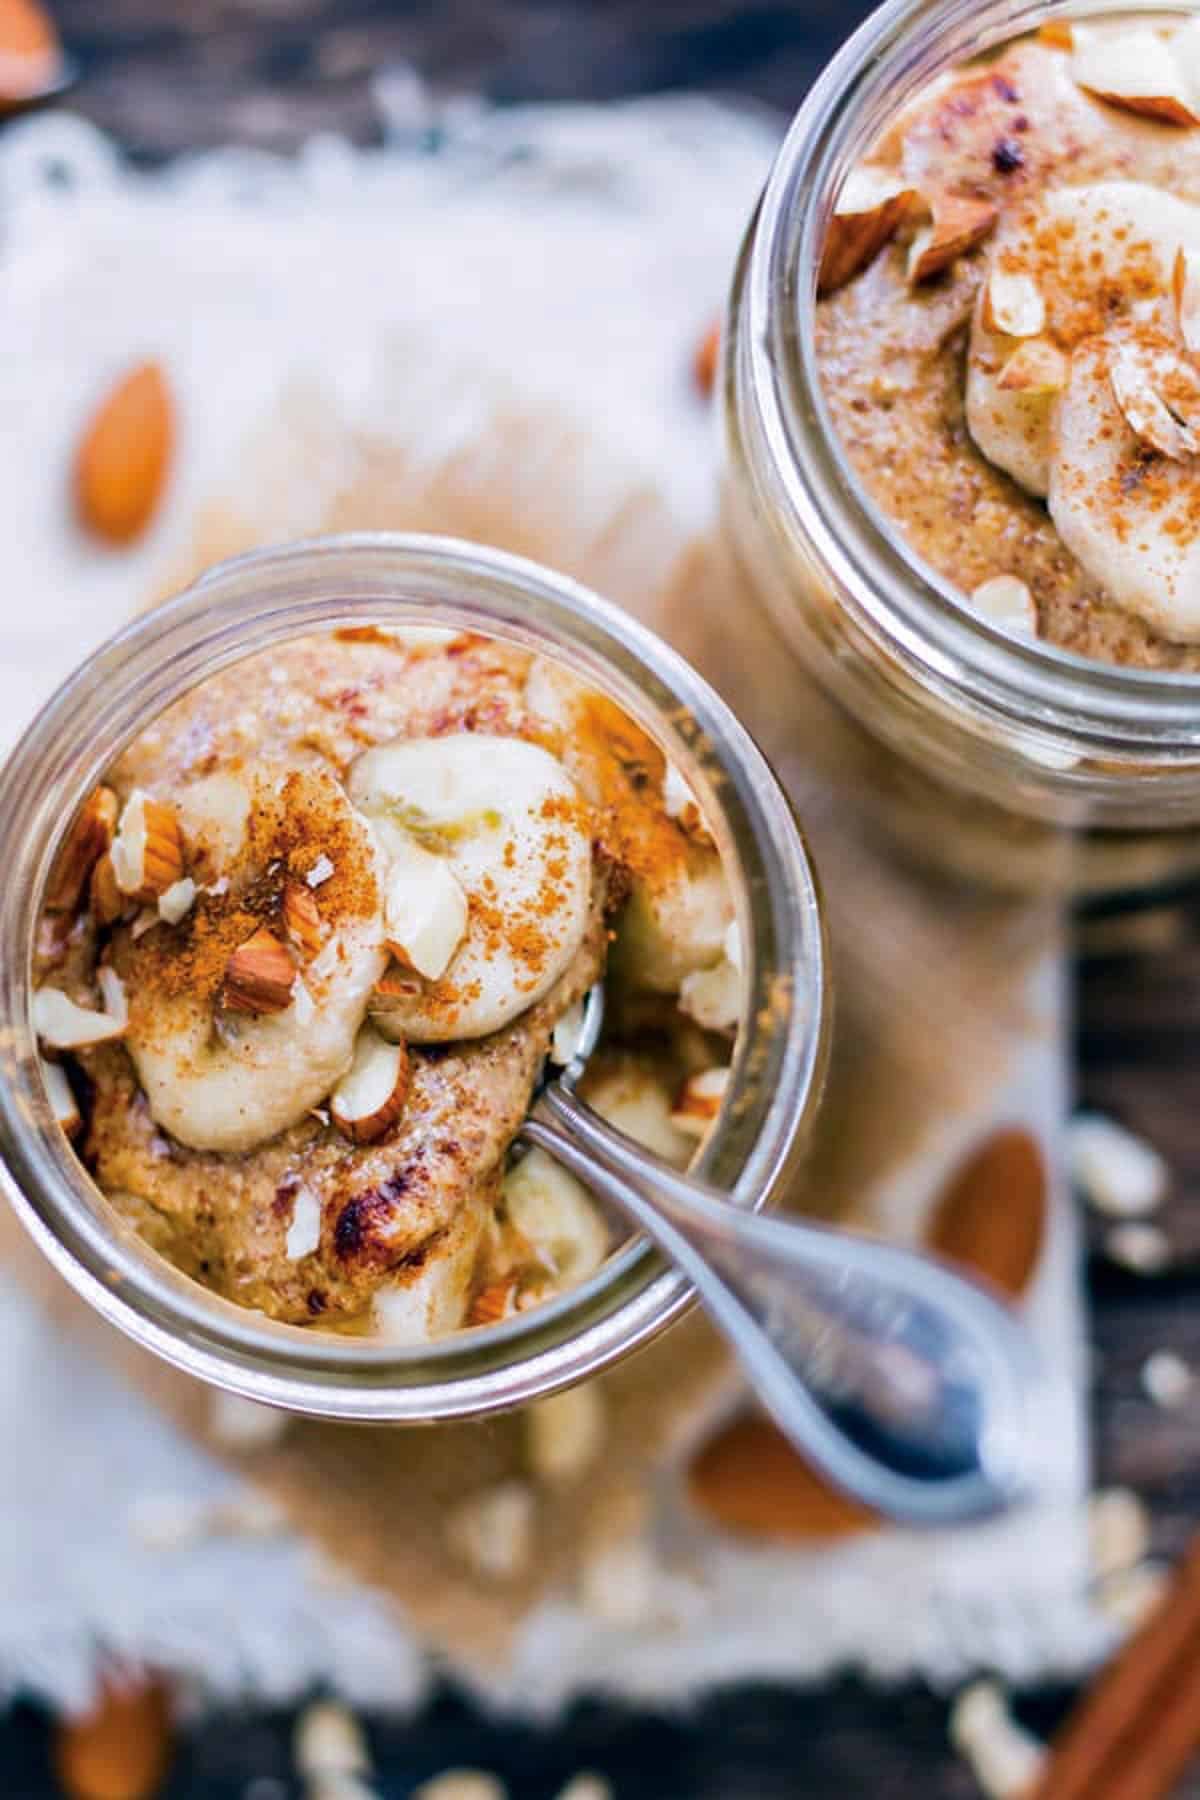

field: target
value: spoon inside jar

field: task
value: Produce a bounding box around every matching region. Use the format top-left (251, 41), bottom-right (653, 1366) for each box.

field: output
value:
top-left (521, 985), bottom-right (1051, 1528)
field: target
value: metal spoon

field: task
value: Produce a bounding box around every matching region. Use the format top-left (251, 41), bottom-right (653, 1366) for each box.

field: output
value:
top-left (522, 987), bottom-right (1051, 1527)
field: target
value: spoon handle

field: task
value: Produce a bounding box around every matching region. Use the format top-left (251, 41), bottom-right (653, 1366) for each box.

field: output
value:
top-left (525, 1083), bottom-right (1050, 1526)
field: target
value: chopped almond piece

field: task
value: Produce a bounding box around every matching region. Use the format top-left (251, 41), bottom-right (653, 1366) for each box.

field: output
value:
top-left (907, 195), bottom-right (998, 283)
top-left (282, 878), bottom-right (323, 958)
top-left (820, 166), bottom-right (922, 293)
top-left (73, 360), bottom-right (174, 545)
top-left (1110, 340), bottom-right (1200, 460)
top-left (468, 1279), bottom-right (518, 1327)
top-left (670, 1066), bottom-right (730, 1138)
top-left (110, 790), bottom-right (185, 903)
top-left (221, 927), bottom-right (296, 1014)
top-left (982, 268), bottom-right (1046, 339)
top-left (33, 983), bottom-right (127, 1049)
top-left (996, 338), bottom-right (1069, 393)
top-left (968, 575), bottom-right (1038, 636)
top-left (45, 786), bottom-right (119, 913)
top-left (1073, 28), bottom-right (1200, 126)
top-left (90, 853), bottom-right (125, 926)
top-left (1174, 246), bottom-right (1200, 355)
top-left (329, 1024), bottom-right (410, 1143)
top-left (42, 1060), bottom-right (82, 1138)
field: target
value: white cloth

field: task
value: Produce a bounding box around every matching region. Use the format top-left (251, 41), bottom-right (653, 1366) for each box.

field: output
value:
top-left (0, 83), bottom-right (1105, 1713)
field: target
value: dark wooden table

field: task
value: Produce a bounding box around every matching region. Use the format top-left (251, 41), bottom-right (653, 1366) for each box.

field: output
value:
top-left (8, 4), bottom-right (1200, 1795)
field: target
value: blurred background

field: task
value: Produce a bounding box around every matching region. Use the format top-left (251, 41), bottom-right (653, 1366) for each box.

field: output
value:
top-left (7, 3), bottom-right (1200, 1797)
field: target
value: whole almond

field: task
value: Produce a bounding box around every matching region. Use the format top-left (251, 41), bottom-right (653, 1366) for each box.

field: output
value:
top-left (74, 361), bottom-right (174, 545)
top-left (53, 1674), bottom-right (173, 1800)
top-left (688, 1413), bottom-right (880, 1540)
top-left (925, 1126), bottom-right (1046, 1301)
top-left (0, 0), bottom-right (62, 106)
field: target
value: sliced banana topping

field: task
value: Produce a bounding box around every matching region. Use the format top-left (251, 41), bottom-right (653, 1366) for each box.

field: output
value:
top-left (350, 734), bottom-right (593, 1044)
top-left (965, 180), bottom-right (1200, 641)
top-left (1051, 326), bottom-right (1200, 643)
top-left (967, 181), bottom-right (1200, 499)
top-left (117, 767), bottom-right (388, 1153)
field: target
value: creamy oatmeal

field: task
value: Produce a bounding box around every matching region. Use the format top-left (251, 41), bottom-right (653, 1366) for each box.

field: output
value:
top-left (34, 627), bottom-right (737, 1341)
top-left (817, 17), bottom-right (1200, 668)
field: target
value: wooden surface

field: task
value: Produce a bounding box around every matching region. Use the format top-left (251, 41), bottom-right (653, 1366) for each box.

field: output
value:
top-left (8, 3), bottom-right (1200, 1795)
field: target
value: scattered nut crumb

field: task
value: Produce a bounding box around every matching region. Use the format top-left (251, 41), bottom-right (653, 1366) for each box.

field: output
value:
top-left (128, 1488), bottom-right (286, 1552)
top-left (968, 575), bottom-right (1037, 636)
top-left (1094, 1560), bottom-right (1170, 1635)
top-left (445, 1482), bottom-right (535, 1582)
top-left (305, 853), bottom-right (336, 889)
top-left (1088, 1487), bottom-right (1150, 1580)
top-left (1105, 1222), bottom-right (1171, 1274)
top-left (554, 1778), bottom-right (613, 1800)
top-left (294, 1699), bottom-right (372, 1781)
top-left (208, 1390), bottom-right (288, 1452)
top-left (411, 1772), bottom-right (507, 1800)
top-left (949, 1680), bottom-right (1046, 1800)
top-left (525, 1384), bottom-right (606, 1485)
top-left (1069, 1113), bottom-right (1168, 1217)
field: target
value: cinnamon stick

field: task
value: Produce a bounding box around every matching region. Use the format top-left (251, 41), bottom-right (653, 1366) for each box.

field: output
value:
top-left (1033, 1533), bottom-right (1200, 1799)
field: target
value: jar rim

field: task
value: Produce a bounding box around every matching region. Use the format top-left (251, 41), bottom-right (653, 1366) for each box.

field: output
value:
top-left (743, 0), bottom-right (1200, 750)
top-left (0, 531), bottom-right (828, 1421)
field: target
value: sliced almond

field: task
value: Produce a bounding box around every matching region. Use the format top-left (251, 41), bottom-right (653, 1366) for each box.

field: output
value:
top-left (90, 853), bottom-right (126, 927)
top-left (1110, 340), bottom-right (1200, 459)
top-left (53, 1673), bottom-right (173, 1800)
top-left (968, 575), bottom-right (1038, 636)
top-left (907, 195), bottom-right (997, 284)
top-left (110, 790), bottom-right (185, 903)
top-left (996, 338), bottom-right (1069, 393)
top-left (284, 1185), bottom-right (322, 1260)
top-left (1173, 246), bottom-right (1200, 355)
top-left (73, 360), bottom-right (174, 545)
top-left (926, 1127), bottom-right (1046, 1301)
top-left (383, 850), bottom-right (468, 981)
top-left (982, 268), bottom-right (1046, 339)
top-left (221, 927), bottom-right (296, 1015)
top-left (330, 1024), bottom-right (410, 1143)
top-left (1073, 28), bottom-right (1200, 127)
top-left (689, 1414), bottom-right (879, 1539)
top-left (468, 1278), bottom-right (519, 1327)
top-left (42, 1059), bottom-right (81, 1138)
top-left (282, 878), bottom-right (323, 958)
top-left (157, 876), bottom-right (196, 927)
top-left (0, 0), bottom-right (63, 108)
top-left (820, 166), bottom-right (922, 294)
top-left (692, 317), bottom-right (720, 397)
top-left (45, 787), bottom-right (119, 913)
top-left (33, 983), bottom-right (127, 1049)
top-left (670, 1066), bottom-right (730, 1138)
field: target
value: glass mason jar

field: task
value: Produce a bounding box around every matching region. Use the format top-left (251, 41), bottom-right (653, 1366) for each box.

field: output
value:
top-left (0, 534), bottom-right (828, 1422)
top-left (722, 0), bottom-right (1200, 895)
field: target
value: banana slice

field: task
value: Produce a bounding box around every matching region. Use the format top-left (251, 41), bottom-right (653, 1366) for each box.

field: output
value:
top-left (371, 1191), bottom-right (487, 1343)
top-left (116, 768), bottom-right (389, 1154)
top-left (502, 1148), bottom-right (610, 1287)
top-left (349, 734), bottom-right (593, 1044)
top-left (523, 659), bottom-right (734, 993)
top-left (966, 181), bottom-right (1200, 497)
top-left (1050, 321), bottom-right (1200, 642)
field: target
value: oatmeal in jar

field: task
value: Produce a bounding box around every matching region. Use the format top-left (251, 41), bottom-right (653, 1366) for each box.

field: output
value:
top-left (818, 16), bottom-right (1200, 668)
top-left (33, 627), bottom-right (738, 1341)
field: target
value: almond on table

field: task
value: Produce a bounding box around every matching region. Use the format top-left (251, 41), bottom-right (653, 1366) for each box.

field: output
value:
top-left (0, 0), bottom-right (64, 108)
top-left (34, 629), bottom-right (738, 1340)
top-left (73, 360), bottom-right (174, 546)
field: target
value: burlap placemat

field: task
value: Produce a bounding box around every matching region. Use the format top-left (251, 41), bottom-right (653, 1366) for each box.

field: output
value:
top-left (0, 95), bottom-right (1099, 1705)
